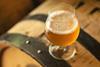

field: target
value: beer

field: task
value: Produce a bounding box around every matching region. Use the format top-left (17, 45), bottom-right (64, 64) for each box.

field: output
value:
top-left (45, 10), bottom-right (80, 47)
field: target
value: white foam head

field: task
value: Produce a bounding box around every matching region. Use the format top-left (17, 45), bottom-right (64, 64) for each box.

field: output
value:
top-left (46, 10), bottom-right (78, 34)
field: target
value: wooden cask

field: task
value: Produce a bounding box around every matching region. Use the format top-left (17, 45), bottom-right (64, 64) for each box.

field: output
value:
top-left (0, 0), bottom-right (44, 35)
top-left (0, 0), bottom-right (100, 67)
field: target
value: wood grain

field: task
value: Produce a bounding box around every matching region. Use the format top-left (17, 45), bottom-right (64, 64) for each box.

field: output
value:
top-left (84, 11), bottom-right (100, 42)
top-left (75, 0), bottom-right (100, 42)
top-left (8, 20), bottom-right (45, 37)
top-left (68, 42), bottom-right (100, 67)
top-left (5, 0), bottom-right (100, 67)
top-left (2, 47), bottom-right (42, 67)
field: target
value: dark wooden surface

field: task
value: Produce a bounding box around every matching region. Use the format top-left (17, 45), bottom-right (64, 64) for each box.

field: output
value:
top-left (0, 0), bottom-right (44, 35)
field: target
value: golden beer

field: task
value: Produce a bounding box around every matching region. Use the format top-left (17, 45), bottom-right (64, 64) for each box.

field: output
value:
top-left (45, 10), bottom-right (80, 47)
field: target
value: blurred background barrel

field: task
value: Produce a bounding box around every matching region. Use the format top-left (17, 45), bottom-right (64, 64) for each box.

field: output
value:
top-left (0, 0), bottom-right (44, 35)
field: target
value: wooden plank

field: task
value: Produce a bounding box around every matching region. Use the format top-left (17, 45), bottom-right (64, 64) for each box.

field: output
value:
top-left (28, 0), bottom-right (79, 15)
top-left (76, 11), bottom-right (91, 28)
top-left (81, 0), bottom-right (100, 43)
top-left (75, 0), bottom-right (99, 28)
top-left (75, 0), bottom-right (100, 43)
top-left (76, 1), bottom-right (95, 15)
top-left (2, 47), bottom-right (42, 67)
top-left (68, 42), bottom-right (100, 67)
top-left (8, 20), bottom-right (45, 37)
top-left (85, 23), bottom-right (100, 43)
top-left (4, 0), bottom-right (100, 67)
top-left (84, 11), bottom-right (100, 43)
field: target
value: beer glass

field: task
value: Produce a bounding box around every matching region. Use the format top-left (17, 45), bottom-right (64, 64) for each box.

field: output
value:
top-left (45, 5), bottom-right (80, 60)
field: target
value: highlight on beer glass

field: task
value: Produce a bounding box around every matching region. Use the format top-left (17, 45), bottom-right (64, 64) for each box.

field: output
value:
top-left (45, 5), bottom-right (80, 60)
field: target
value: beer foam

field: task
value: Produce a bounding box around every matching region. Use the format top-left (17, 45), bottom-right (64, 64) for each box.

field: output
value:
top-left (46, 10), bottom-right (78, 34)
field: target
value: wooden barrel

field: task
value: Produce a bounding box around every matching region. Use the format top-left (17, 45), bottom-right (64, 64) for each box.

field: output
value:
top-left (0, 0), bottom-right (100, 67)
top-left (0, 0), bottom-right (44, 35)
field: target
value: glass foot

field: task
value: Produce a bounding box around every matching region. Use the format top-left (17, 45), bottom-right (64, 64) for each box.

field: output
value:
top-left (49, 45), bottom-right (76, 60)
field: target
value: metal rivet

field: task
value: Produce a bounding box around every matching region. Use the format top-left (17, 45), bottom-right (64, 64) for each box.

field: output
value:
top-left (25, 32), bottom-right (29, 34)
top-left (64, 48), bottom-right (67, 52)
top-left (25, 40), bottom-right (30, 44)
top-left (37, 50), bottom-right (42, 54)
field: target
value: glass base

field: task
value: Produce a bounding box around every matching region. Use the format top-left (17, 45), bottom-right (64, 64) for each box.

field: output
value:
top-left (49, 45), bottom-right (76, 60)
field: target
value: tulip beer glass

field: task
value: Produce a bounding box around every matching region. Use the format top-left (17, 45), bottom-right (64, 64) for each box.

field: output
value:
top-left (45, 6), bottom-right (80, 60)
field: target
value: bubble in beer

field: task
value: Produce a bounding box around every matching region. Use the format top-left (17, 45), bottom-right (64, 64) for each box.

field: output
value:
top-left (46, 10), bottom-right (78, 34)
